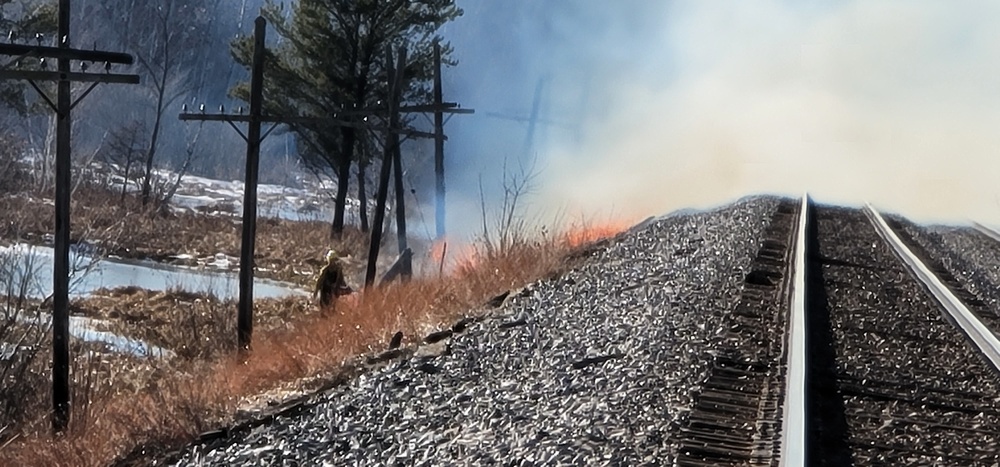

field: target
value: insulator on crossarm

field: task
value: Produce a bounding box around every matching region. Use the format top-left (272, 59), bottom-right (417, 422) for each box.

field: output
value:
top-left (199, 104), bottom-right (206, 113)
top-left (35, 33), bottom-right (42, 45)
top-left (80, 62), bottom-right (88, 72)
top-left (219, 104), bottom-right (225, 113)
top-left (39, 58), bottom-right (47, 69)
top-left (182, 104), bottom-right (188, 112)
top-left (105, 61), bottom-right (111, 72)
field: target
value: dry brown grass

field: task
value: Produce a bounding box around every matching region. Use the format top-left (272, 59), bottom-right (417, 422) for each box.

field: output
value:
top-left (71, 288), bottom-right (316, 361)
top-left (0, 234), bottom-right (574, 467)
top-left (0, 186), bottom-right (369, 287)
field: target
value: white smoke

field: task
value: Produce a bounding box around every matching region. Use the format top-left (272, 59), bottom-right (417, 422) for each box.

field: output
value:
top-left (442, 0), bottom-right (1000, 234)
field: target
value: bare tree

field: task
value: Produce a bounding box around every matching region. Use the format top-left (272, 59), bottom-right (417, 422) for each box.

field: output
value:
top-left (478, 156), bottom-right (540, 258)
top-left (0, 247), bottom-right (50, 434)
top-left (156, 120), bottom-right (204, 210)
top-left (134, 0), bottom-right (180, 205)
top-left (103, 120), bottom-right (147, 203)
top-left (0, 132), bottom-right (29, 194)
top-left (91, 0), bottom-right (216, 207)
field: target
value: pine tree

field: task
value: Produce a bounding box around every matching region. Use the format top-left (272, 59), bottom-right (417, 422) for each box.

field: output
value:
top-left (230, 0), bottom-right (462, 238)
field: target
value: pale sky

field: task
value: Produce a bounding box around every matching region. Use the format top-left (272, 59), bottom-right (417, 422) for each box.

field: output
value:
top-left (442, 1), bottom-right (1000, 234)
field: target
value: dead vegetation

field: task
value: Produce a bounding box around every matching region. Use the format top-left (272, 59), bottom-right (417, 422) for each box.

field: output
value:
top-left (0, 167), bottom-right (630, 466)
top-left (0, 186), bottom-right (371, 287)
top-left (72, 287), bottom-right (314, 361)
top-left (0, 233), bottom-right (576, 467)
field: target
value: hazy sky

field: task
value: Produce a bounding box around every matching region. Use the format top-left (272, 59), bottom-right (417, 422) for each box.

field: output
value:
top-left (435, 0), bottom-right (1000, 236)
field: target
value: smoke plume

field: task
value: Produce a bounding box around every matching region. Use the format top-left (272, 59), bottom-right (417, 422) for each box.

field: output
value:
top-left (439, 0), bottom-right (1000, 236)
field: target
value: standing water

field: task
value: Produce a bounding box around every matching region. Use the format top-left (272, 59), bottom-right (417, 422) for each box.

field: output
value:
top-left (0, 243), bottom-right (308, 300)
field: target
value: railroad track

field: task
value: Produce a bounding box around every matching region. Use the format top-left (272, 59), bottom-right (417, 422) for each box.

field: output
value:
top-left (149, 195), bottom-right (1000, 466)
top-left (675, 196), bottom-right (1000, 466)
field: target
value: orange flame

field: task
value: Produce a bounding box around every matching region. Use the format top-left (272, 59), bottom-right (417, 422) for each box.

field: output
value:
top-left (428, 238), bottom-right (480, 276)
top-left (561, 220), bottom-right (633, 248)
top-left (429, 240), bottom-right (448, 274)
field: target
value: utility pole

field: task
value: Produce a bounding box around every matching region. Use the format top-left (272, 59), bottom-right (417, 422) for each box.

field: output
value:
top-left (238, 16), bottom-right (266, 350)
top-left (0, 0), bottom-right (139, 433)
top-left (364, 44), bottom-right (478, 287)
top-left (366, 46), bottom-right (406, 288)
top-left (357, 45), bottom-right (472, 286)
top-left (392, 136), bottom-right (408, 275)
top-left (180, 18), bottom-right (443, 348)
top-left (521, 78), bottom-right (545, 158)
top-left (54, 0), bottom-right (72, 433)
top-left (483, 77), bottom-right (584, 164)
top-left (433, 42), bottom-right (445, 240)
top-left (179, 17), bottom-right (277, 351)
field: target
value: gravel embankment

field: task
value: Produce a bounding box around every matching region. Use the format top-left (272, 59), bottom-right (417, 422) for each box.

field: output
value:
top-left (814, 207), bottom-right (1000, 466)
top-left (898, 220), bottom-right (1000, 323)
top-left (167, 196), bottom-right (781, 466)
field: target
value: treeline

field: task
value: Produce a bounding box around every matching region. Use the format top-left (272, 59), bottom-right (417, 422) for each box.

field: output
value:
top-left (1, 0), bottom-right (270, 188)
top-left (1, 0), bottom-right (463, 237)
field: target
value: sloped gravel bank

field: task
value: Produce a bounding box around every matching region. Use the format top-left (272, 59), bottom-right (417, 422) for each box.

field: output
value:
top-left (167, 196), bottom-right (782, 466)
top-left (900, 221), bottom-right (1000, 318)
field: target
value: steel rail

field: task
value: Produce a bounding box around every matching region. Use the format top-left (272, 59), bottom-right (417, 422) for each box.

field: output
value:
top-left (865, 205), bottom-right (1000, 372)
top-left (972, 222), bottom-right (1000, 243)
top-left (778, 194), bottom-right (810, 467)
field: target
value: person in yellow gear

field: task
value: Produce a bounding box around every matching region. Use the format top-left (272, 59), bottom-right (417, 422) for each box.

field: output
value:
top-left (314, 249), bottom-right (353, 308)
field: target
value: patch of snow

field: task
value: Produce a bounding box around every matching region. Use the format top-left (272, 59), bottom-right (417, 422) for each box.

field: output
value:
top-left (0, 243), bottom-right (308, 300)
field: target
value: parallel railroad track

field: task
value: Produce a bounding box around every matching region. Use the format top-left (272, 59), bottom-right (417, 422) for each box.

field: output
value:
top-left (674, 196), bottom-right (1000, 466)
top-left (145, 195), bottom-right (1000, 466)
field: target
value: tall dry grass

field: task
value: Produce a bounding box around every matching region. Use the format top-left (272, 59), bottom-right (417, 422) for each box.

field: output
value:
top-left (0, 234), bottom-right (572, 467)
top-left (0, 186), bottom-right (370, 286)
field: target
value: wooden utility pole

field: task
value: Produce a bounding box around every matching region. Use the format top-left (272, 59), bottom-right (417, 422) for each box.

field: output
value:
top-left (522, 78), bottom-right (545, 157)
top-left (179, 17), bottom-right (278, 351)
top-left (483, 77), bottom-right (578, 160)
top-left (237, 16), bottom-right (266, 350)
top-left (0, 0), bottom-right (139, 432)
top-left (433, 42), bottom-right (445, 240)
top-left (366, 46), bottom-right (406, 287)
top-left (358, 45), bottom-right (472, 286)
top-left (392, 137), bottom-right (408, 273)
top-left (53, 0), bottom-right (72, 432)
top-left (180, 18), bottom-right (442, 348)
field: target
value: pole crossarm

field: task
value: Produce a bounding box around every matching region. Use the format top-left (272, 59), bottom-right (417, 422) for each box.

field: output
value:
top-left (0, 0), bottom-right (141, 434)
top-left (26, 79), bottom-right (57, 112)
top-left (226, 119), bottom-right (249, 142)
top-left (338, 102), bottom-right (474, 116)
top-left (179, 113), bottom-right (445, 141)
top-left (0, 69), bottom-right (139, 84)
top-left (483, 111), bottom-right (573, 128)
top-left (0, 43), bottom-right (134, 64)
top-left (70, 82), bottom-right (99, 109)
top-left (401, 103), bottom-right (474, 114)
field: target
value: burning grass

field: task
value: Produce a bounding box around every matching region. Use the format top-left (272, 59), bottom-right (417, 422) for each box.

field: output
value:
top-left (561, 219), bottom-right (637, 249)
top-left (0, 231), bottom-right (576, 467)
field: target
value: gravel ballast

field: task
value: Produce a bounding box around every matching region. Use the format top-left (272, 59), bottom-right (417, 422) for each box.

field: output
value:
top-left (167, 196), bottom-right (781, 466)
top-left (813, 207), bottom-right (1000, 466)
top-left (900, 221), bottom-right (1000, 323)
